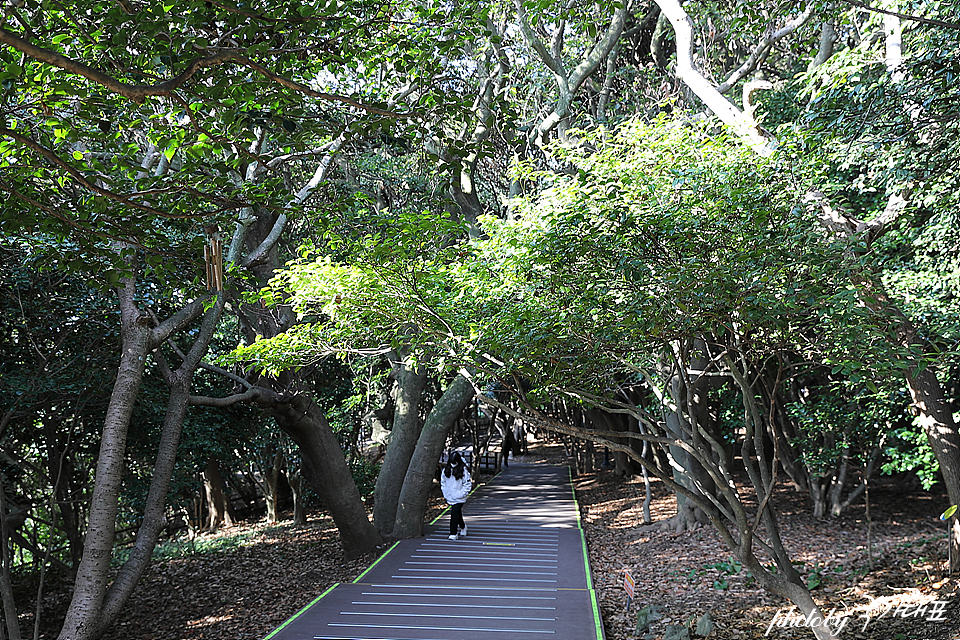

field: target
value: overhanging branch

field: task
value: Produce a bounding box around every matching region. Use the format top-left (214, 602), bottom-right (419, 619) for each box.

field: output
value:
top-left (0, 26), bottom-right (414, 116)
top-left (840, 0), bottom-right (960, 30)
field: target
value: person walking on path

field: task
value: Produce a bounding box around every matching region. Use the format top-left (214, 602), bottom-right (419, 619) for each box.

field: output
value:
top-left (440, 451), bottom-right (471, 540)
top-left (501, 428), bottom-right (516, 469)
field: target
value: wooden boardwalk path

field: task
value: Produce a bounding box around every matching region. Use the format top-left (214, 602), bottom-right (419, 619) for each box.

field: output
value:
top-left (264, 462), bottom-right (604, 640)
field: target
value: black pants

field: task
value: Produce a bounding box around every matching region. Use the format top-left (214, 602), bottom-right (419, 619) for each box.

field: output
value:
top-left (449, 503), bottom-right (465, 535)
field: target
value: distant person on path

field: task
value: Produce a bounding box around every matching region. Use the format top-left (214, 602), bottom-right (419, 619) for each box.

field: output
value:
top-left (441, 451), bottom-right (471, 540)
top-left (501, 428), bottom-right (516, 468)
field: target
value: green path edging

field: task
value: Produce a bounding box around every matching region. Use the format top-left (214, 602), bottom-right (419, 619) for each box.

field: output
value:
top-left (578, 529), bottom-right (594, 591)
top-left (589, 589), bottom-right (605, 640)
top-left (261, 529), bottom-right (412, 637)
top-left (428, 506), bottom-right (449, 525)
top-left (571, 465), bottom-right (604, 639)
top-left (261, 582), bottom-right (339, 640)
top-left (352, 541), bottom-right (400, 583)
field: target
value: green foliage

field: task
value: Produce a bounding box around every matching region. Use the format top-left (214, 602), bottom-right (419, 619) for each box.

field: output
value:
top-left (787, 382), bottom-right (894, 476)
top-left (805, 562), bottom-right (824, 590)
top-left (707, 557), bottom-right (742, 575)
top-left (0, 239), bottom-right (117, 568)
top-left (349, 455), bottom-right (381, 499)
top-left (122, 373), bottom-right (266, 526)
top-left (240, 113), bottom-right (898, 412)
top-left (113, 528), bottom-right (260, 566)
top-left (881, 422), bottom-right (941, 490)
top-left (229, 207), bottom-right (473, 373)
top-left (797, 22), bottom-right (960, 380)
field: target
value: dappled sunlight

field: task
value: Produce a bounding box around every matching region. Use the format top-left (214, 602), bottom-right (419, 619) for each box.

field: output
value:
top-left (572, 459), bottom-right (959, 640)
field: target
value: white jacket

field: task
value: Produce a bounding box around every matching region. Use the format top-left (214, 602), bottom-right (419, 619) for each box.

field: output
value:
top-left (440, 469), bottom-right (472, 505)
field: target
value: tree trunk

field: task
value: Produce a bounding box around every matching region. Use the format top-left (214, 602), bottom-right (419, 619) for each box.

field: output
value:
top-left (392, 375), bottom-right (476, 538)
top-left (56, 240), bottom-right (212, 640)
top-left (43, 420), bottom-right (83, 569)
top-left (373, 360), bottom-right (427, 536)
top-left (0, 487), bottom-right (22, 640)
top-left (613, 415), bottom-right (634, 477)
top-left (289, 462), bottom-right (307, 526)
top-left (203, 457), bottom-right (234, 531)
top-left (907, 364), bottom-right (960, 572)
top-left (854, 277), bottom-right (960, 571)
top-left (270, 394), bottom-right (382, 558)
top-left (98, 374), bottom-right (205, 632)
top-left (741, 555), bottom-right (840, 640)
top-left (449, 162), bottom-right (484, 240)
top-left (57, 278), bottom-right (153, 640)
top-left (263, 449), bottom-right (284, 524)
top-left (662, 370), bottom-right (717, 530)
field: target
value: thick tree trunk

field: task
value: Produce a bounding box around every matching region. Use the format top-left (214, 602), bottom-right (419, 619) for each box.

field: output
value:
top-left (98, 378), bottom-right (194, 632)
top-left (0, 487), bottom-right (22, 640)
top-left (61, 281), bottom-right (219, 640)
top-left (906, 365), bottom-right (960, 571)
top-left (57, 280), bottom-right (153, 640)
top-left (203, 457), bottom-right (234, 531)
top-left (373, 361), bottom-right (427, 536)
top-left (392, 375), bottom-right (476, 538)
top-left (610, 414), bottom-right (635, 477)
top-left (854, 277), bottom-right (960, 571)
top-left (270, 394), bottom-right (382, 558)
top-left (662, 361), bottom-right (718, 531)
top-left (449, 163), bottom-right (484, 240)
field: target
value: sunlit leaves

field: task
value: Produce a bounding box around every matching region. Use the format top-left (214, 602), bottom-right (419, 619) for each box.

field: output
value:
top-left (239, 116), bottom-right (858, 394)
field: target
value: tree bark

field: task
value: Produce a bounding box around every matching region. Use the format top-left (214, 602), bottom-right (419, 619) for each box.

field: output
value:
top-left (270, 394), bottom-right (382, 558)
top-left (57, 276), bottom-right (154, 640)
top-left (808, 7), bottom-right (838, 71)
top-left (392, 374), bottom-right (476, 538)
top-left (652, 0), bottom-right (772, 155)
top-left (262, 449), bottom-right (284, 524)
top-left (826, 268), bottom-right (960, 568)
top-left (203, 457), bottom-right (234, 531)
top-left (0, 486), bottom-right (22, 640)
top-left (289, 462), bottom-right (307, 526)
top-left (96, 294), bottom-right (225, 638)
top-left (515, 0), bottom-right (630, 146)
top-left (373, 360), bottom-right (427, 535)
top-left (653, 0), bottom-right (960, 572)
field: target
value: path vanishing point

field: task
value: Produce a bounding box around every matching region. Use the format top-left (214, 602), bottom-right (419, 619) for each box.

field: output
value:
top-left (263, 461), bottom-right (605, 640)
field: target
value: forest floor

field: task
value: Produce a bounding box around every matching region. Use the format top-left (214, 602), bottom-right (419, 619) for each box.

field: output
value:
top-left (27, 440), bottom-right (960, 640)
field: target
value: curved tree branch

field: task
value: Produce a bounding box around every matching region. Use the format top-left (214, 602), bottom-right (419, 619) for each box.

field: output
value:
top-left (0, 26), bottom-right (413, 116)
top-left (0, 128), bottom-right (244, 218)
top-left (653, 0), bottom-right (774, 156)
top-left (189, 387), bottom-right (269, 408)
top-left (517, 0), bottom-right (630, 145)
top-left (716, 4), bottom-right (817, 94)
top-left (839, 0), bottom-right (960, 30)
top-left (241, 135), bottom-right (345, 268)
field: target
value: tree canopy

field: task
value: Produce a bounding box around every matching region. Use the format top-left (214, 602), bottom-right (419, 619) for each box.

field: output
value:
top-left (2, 1), bottom-right (960, 639)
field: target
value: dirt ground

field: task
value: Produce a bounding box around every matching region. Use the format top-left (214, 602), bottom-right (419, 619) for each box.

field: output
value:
top-left (24, 440), bottom-right (960, 640)
top-left (562, 450), bottom-right (960, 640)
